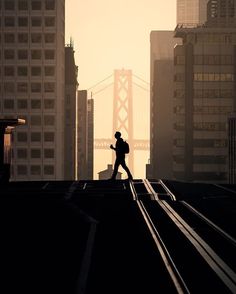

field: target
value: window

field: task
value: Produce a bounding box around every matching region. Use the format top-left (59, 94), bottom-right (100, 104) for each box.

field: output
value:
top-left (17, 149), bottom-right (27, 159)
top-left (31, 17), bottom-right (42, 27)
top-left (18, 33), bottom-right (28, 43)
top-left (44, 115), bottom-right (54, 126)
top-left (17, 165), bottom-right (27, 175)
top-left (4, 66), bottom-right (14, 76)
top-left (31, 1), bottom-right (41, 10)
top-left (44, 165), bottom-right (54, 175)
top-left (18, 50), bottom-right (28, 60)
top-left (31, 115), bottom-right (41, 126)
top-left (31, 50), bottom-right (41, 59)
top-left (44, 66), bottom-right (54, 76)
top-left (4, 82), bottom-right (15, 93)
top-left (44, 149), bottom-right (54, 159)
top-left (17, 82), bottom-right (28, 93)
top-left (18, 1), bottom-right (28, 10)
top-left (45, 17), bottom-right (55, 27)
top-left (44, 82), bottom-right (55, 93)
top-left (31, 66), bottom-right (41, 76)
top-left (17, 132), bottom-right (28, 142)
top-left (31, 132), bottom-right (41, 142)
top-left (31, 100), bottom-right (41, 109)
top-left (45, 0), bottom-right (55, 10)
top-left (18, 17), bottom-right (28, 27)
top-left (31, 83), bottom-right (41, 93)
top-left (4, 33), bottom-right (15, 43)
top-left (31, 34), bottom-right (42, 43)
top-left (45, 34), bottom-right (55, 43)
top-left (4, 99), bottom-right (14, 109)
top-left (4, 17), bottom-right (15, 27)
top-left (4, 1), bottom-right (15, 10)
top-left (44, 50), bottom-right (55, 60)
top-left (17, 99), bottom-right (28, 109)
top-left (31, 149), bottom-right (41, 159)
top-left (44, 99), bottom-right (54, 109)
top-left (4, 49), bottom-right (14, 59)
top-left (31, 165), bottom-right (41, 175)
top-left (44, 132), bottom-right (54, 142)
top-left (17, 66), bottom-right (28, 76)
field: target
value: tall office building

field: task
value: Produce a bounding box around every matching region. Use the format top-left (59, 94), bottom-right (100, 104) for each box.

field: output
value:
top-left (206, 0), bottom-right (236, 26)
top-left (177, 0), bottom-right (209, 25)
top-left (148, 31), bottom-right (181, 179)
top-left (64, 43), bottom-right (78, 180)
top-left (0, 0), bottom-right (65, 180)
top-left (228, 113), bottom-right (236, 184)
top-left (87, 98), bottom-right (94, 180)
top-left (173, 2), bottom-right (236, 183)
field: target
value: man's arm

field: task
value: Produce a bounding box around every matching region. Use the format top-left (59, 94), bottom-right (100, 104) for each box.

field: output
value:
top-left (110, 144), bottom-right (116, 150)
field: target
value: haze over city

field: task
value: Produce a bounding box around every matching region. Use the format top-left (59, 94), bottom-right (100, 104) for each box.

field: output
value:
top-left (65, 0), bottom-right (177, 178)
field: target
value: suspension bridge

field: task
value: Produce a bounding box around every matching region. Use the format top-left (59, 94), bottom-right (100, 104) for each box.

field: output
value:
top-left (89, 68), bottom-right (150, 173)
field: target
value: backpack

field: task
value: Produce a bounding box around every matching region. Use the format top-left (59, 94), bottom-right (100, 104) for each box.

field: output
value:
top-left (123, 141), bottom-right (130, 154)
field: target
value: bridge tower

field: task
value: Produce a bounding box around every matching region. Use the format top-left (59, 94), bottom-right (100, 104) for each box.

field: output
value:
top-left (113, 69), bottom-right (134, 173)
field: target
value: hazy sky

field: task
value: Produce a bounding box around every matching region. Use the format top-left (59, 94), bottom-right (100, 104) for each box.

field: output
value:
top-left (65, 1), bottom-right (177, 179)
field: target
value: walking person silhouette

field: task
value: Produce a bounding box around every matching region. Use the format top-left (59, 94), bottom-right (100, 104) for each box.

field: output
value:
top-left (110, 131), bottom-right (133, 180)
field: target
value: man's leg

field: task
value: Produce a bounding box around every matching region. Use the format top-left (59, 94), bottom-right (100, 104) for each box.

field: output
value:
top-left (111, 159), bottom-right (120, 179)
top-left (120, 159), bottom-right (133, 180)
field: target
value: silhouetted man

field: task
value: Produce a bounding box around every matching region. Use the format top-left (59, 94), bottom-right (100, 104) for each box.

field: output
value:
top-left (110, 131), bottom-right (133, 180)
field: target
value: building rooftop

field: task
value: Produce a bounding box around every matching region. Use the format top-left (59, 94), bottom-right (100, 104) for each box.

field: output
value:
top-left (1, 179), bottom-right (236, 293)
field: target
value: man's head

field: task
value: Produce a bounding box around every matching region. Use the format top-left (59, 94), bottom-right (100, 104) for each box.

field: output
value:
top-left (115, 131), bottom-right (121, 139)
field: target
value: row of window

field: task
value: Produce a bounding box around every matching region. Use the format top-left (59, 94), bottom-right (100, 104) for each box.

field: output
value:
top-left (173, 171), bottom-right (227, 181)
top-left (1, 16), bottom-right (55, 27)
top-left (194, 73), bottom-right (234, 82)
top-left (3, 49), bottom-right (55, 60)
top-left (14, 131), bottom-right (54, 142)
top-left (16, 165), bottom-right (54, 176)
top-left (2, 99), bottom-right (54, 110)
top-left (189, 33), bottom-right (235, 44)
top-left (174, 105), bottom-right (233, 115)
top-left (174, 139), bottom-right (227, 148)
top-left (175, 55), bottom-right (233, 65)
top-left (174, 122), bottom-right (226, 131)
top-left (2, 33), bottom-right (55, 44)
top-left (2, 66), bottom-right (55, 77)
top-left (16, 148), bottom-right (54, 159)
top-left (1, 82), bottom-right (55, 93)
top-left (174, 88), bottom-right (234, 99)
top-left (0, 1), bottom-right (55, 11)
top-left (14, 115), bottom-right (55, 128)
top-left (173, 155), bottom-right (226, 164)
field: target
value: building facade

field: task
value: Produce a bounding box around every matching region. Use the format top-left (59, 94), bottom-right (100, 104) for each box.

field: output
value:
top-left (64, 43), bottom-right (78, 180)
top-left (0, 0), bottom-right (65, 180)
top-left (148, 31), bottom-right (181, 179)
top-left (87, 98), bottom-right (94, 180)
top-left (228, 113), bottom-right (236, 184)
top-left (173, 4), bottom-right (236, 183)
top-left (177, 0), bottom-right (209, 25)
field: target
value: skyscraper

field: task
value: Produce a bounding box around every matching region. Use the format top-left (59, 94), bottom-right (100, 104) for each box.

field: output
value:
top-left (0, 0), bottom-right (65, 180)
top-left (177, 0), bottom-right (209, 24)
top-left (173, 2), bottom-right (236, 183)
top-left (148, 31), bottom-right (181, 179)
top-left (64, 42), bottom-right (78, 180)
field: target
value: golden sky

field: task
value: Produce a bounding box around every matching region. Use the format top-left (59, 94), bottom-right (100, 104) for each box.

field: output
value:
top-left (65, 0), bottom-right (176, 179)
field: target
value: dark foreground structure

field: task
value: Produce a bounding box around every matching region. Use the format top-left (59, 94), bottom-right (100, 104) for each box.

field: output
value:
top-left (1, 179), bottom-right (236, 294)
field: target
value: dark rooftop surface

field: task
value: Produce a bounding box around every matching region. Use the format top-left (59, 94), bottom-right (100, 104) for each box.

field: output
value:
top-left (0, 179), bottom-right (236, 294)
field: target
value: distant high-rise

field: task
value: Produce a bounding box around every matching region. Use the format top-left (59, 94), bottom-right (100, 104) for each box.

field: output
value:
top-left (0, 0), bottom-right (65, 180)
top-left (177, 0), bottom-right (209, 24)
top-left (77, 90), bottom-right (94, 180)
top-left (64, 43), bottom-right (78, 180)
top-left (148, 31), bottom-right (181, 179)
